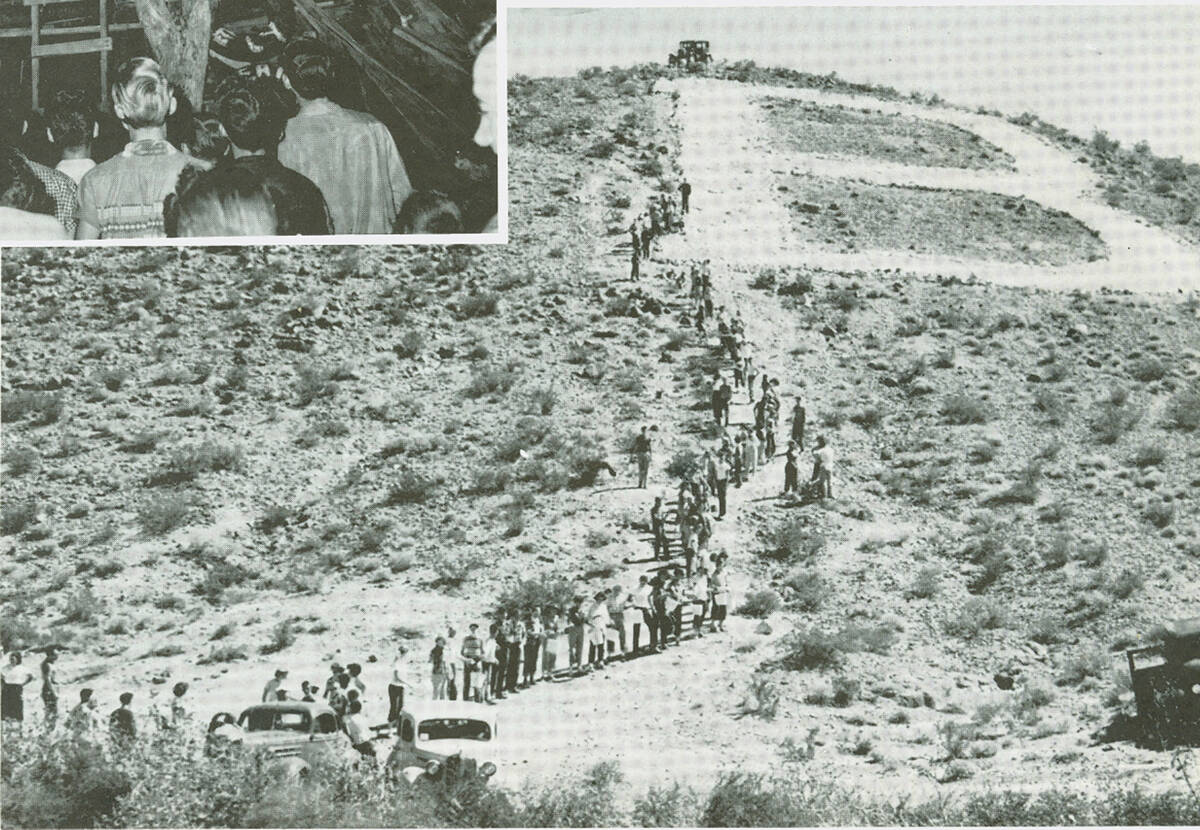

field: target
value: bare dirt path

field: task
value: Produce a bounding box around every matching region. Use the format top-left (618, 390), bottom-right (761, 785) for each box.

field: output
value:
top-left (662, 77), bottom-right (1200, 294)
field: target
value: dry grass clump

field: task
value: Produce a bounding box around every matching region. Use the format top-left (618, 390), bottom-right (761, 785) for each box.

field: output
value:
top-left (737, 589), bottom-right (783, 619)
top-left (137, 493), bottom-right (195, 535)
top-left (944, 597), bottom-right (1006, 639)
top-left (941, 394), bottom-right (990, 425)
top-left (1, 391), bottom-right (64, 425)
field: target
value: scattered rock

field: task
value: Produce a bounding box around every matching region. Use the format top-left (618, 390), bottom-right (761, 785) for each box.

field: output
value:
top-left (755, 621), bottom-right (773, 636)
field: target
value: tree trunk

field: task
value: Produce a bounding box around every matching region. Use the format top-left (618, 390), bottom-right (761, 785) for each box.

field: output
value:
top-left (132, 0), bottom-right (215, 109)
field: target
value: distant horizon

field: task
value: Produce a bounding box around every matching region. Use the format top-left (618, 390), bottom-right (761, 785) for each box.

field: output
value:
top-left (509, 6), bottom-right (1200, 163)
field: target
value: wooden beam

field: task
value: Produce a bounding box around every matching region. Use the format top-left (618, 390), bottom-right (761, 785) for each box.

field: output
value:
top-left (24, 0), bottom-right (88, 6)
top-left (31, 36), bottom-right (112, 57)
top-left (0, 22), bottom-right (142, 38)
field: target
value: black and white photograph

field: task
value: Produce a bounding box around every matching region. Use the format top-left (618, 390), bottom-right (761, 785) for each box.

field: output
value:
top-left (1, 2), bottom-right (1199, 827)
top-left (0, 0), bottom-right (501, 242)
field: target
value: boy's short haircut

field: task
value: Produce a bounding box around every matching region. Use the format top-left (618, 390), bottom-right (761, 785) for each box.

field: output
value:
top-left (395, 190), bottom-right (462, 234)
top-left (280, 38), bottom-right (334, 100)
top-left (110, 57), bottom-right (173, 129)
top-left (189, 112), bottom-right (232, 165)
top-left (217, 77), bottom-right (292, 153)
top-left (46, 88), bottom-right (94, 148)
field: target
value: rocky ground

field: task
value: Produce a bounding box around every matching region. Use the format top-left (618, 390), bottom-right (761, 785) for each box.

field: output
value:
top-left (2, 64), bottom-right (1199, 814)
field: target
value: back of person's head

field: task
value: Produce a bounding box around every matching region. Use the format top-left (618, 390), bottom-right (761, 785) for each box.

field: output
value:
top-left (187, 112), bottom-right (232, 165)
top-left (217, 77), bottom-right (294, 153)
top-left (173, 164), bottom-right (278, 238)
top-left (395, 190), bottom-right (463, 234)
top-left (111, 58), bottom-right (175, 129)
top-left (172, 681), bottom-right (189, 698)
top-left (119, 692), bottom-right (133, 706)
top-left (349, 700), bottom-right (362, 715)
top-left (80, 688), bottom-right (93, 702)
top-left (0, 144), bottom-right (53, 215)
top-left (46, 88), bottom-right (95, 149)
top-left (280, 37), bottom-right (335, 100)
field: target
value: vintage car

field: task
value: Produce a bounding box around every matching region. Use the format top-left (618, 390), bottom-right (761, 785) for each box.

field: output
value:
top-left (211, 701), bottom-right (358, 778)
top-left (385, 701), bottom-right (499, 787)
top-left (1126, 616), bottom-right (1200, 746)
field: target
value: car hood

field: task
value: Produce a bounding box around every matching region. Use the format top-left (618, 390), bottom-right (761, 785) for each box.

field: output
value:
top-left (414, 738), bottom-right (500, 762)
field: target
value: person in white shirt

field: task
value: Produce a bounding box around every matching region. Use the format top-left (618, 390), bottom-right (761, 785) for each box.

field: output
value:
top-left (1, 651), bottom-right (35, 722)
top-left (812, 436), bottom-right (835, 499)
top-left (344, 700), bottom-right (374, 758)
top-left (387, 649), bottom-right (408, 724)
top-left (481, 624), bottom-right (499, 703)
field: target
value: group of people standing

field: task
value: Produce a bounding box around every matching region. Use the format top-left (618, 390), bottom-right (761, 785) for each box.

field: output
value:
top-left (630, 181), bottom-right (690, 281)
top-left (2, 648), bottom-right (191, 744)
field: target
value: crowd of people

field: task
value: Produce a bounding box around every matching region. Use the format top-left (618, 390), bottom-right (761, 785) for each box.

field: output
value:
top-left (629, 180), bottom-right (690, 281)
top-left (2, 647), bottom-right (192, 743)
top-left (0, 20), bottom-right (498, 241)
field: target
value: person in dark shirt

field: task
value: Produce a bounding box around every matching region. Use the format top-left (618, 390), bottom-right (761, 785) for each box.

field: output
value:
top-left (109, 692), bottom-right (137, 745)
top-left (679, 180), bottom-right (691, 213)
top-left (215, 75), bottom-right (331, 235)
top-left (633, 426), bottom-right (652, 489)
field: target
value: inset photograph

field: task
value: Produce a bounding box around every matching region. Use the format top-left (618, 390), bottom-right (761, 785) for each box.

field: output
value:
top-left (0, 0), bottom-right (501, 242)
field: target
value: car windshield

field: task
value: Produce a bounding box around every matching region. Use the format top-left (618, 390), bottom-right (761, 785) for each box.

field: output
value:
top-left (239, 709), bottom-right (311, 733)
top-left (418, 718), bottom-right (491, 742)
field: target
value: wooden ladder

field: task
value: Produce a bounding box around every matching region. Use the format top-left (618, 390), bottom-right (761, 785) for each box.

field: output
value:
top-left (26, 0), bottom-right (112, 111)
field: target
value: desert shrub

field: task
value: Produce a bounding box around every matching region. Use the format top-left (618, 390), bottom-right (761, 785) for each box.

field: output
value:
top-left (3, 444), bottom-right (40, 476)
top-left (1143, 500), bottom-right (1175, 528)
top-left (1128, 357), bottom-right (1168, 382)
top-left (1013, 682), bottom-right (1055, 723)
top-left (945, 597), bottom-right (1006, 639)
top-left (983, 460), bottom-right (1041, 507)
top-left (1107, 567), bottom-right (1144, 599)
top-left (941, 394), bottom-right (990, 425)
top-left (750, 269), bottom-right (778, 291)
top-left (765, 519), bottom-right (826, 562)
top-left (1077, 539), bottom-right (1110, 567)
top-left (522, 761), bottom-right (624, 828)
top-left (196, 561), bottom-right (254, 602)
top-left (782, 568), bottom-right (824, 612)
top-left (827, 287), bottom-right (861, 312)
top-left (429, 549), bottom-right (488, 590)
top-left (665, 448), bottom-right (702, 481)
top-left (198, 644), bottom-right (248, 665)
top-left (1042, 532), bottom-right (1074, 568)
top-left (631, 782), bottom-right (699, 827)
top-left (895, 316), bottom-right (926, 337)
top-left (386, 469), bottom-right (434, 504)
top-left (907, 565), bottom-right (941, 599)
top-left (393, 329), bottom-right (425, 359)
top-left (1091, 129), bottom-right (1120, 156)
top-left (932, 347), bottom-right (956, 369)
top-left (1130, 443), bottom-right (1168, 468)
top-left (736, 590), bottom-right (782, 619)
top-left (1029, 613), bottom-right (1067, 645)
top-left (122, 430), bottom-right (164, 454)
top-left (527, 386), bottom-right (558, 416)
top-left (137, 494), bottom-right (194, 535)
top-left (1033, 388), bottom-right (1069, 425)
top-left (663, 329), bottom-right (692, 352)
top-left (1, 391), bottom-right (64, 425)
top-left (586, 139), bottom-right (616, 159)
top-left (293, 361), bottom-right (339, 407)
top-left (469, 464), bottom-right (511, 495)
top-left (1, 500), bottom-right (39, 536)
top-left (92, 558), bottom-right (124, 578)
top-left (777, 272), bottom-right (814, 297)
top-left (255, 505), bottom-right (293, 533)
top-left (1090, 398), bottom-right (1142, 444)
top-left (150, 440), bottom-right (244, 486)
top-left (458, 292), bottom-right (500, 319)
top-left (464, 363), bottom-right (519, 399)
top-left (1057, 648), bottom-right (1109, 687)
top-left (831, 676), bottom-right (861, 707)
top-left (849, 405), bottom-right (883, 429)
top-left (967, 441), bottom-right (998, 464)
top-left (62, 586), bottom-right (103, 624)
top-left (1162, 386), bottom-right (1200, 431)
top-left (775, 628), bottom-right (844, 672)
top-left (260, 620), bottom-right (296, 655)
top-left (740, 674), bottom-right (781, 721)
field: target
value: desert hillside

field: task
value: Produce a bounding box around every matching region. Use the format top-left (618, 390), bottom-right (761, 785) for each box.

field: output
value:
top-left (2, 62), bottom-right (1199, 825)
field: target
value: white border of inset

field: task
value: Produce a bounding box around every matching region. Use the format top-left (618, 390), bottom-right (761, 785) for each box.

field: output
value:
top-left (2, 5), bottom-right (507, 248)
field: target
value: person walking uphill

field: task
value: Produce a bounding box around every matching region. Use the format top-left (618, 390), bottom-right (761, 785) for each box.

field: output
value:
top-left (812, 436), bottom-right (835, 499)
top-left (633, 426), bottom-right (652, 489)
top-left (791, 395), bottom-right (807, 450)
top-left (650, 496), bottom-right (668, 559)
top-left (630, 245), bottom-right (640, 282)
top-left (711, 450), bottom-right (730, 519)
top-left (679, 179), bottom-right (691, 213)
